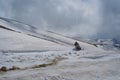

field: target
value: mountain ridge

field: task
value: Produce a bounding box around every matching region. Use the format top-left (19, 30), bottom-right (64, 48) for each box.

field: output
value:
top-left (0, 17), bottom-right (102, 51)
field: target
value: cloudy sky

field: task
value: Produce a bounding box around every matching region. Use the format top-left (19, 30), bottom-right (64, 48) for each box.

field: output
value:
top-left (0, 0), bottom-right (120, 39)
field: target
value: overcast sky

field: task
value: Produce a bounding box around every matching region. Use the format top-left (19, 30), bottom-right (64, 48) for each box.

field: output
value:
top-left (0, 0), bottom-right (120, 39)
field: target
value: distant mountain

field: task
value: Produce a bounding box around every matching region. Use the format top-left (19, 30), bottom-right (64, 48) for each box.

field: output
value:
top-left (89, 39), bottom-right (120, 51)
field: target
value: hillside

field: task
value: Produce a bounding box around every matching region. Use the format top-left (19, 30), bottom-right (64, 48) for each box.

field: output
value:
top-left (0, 17), bottom-right (120, 80)
top-left (0, 17), bottom-right (101, 52)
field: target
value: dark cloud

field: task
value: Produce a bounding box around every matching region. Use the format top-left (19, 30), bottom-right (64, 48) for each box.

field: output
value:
top-left (95, 0), bottom-right (120, 39)
top-left (0, 0), bottom-right (120, 39)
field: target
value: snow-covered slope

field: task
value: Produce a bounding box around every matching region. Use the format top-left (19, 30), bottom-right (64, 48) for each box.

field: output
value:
top-left (0, 48), bottom-right (120, 80)
top-left (0, 17), bottom-right (102, 51)
top-left (0, 17), bottom-right (67, 51)
top-left (1, 17), bottom-right (120, 80)
top-left (0, 17), bottom-right (36, 33)
top-left (0, 27), bottom-right (67, 51)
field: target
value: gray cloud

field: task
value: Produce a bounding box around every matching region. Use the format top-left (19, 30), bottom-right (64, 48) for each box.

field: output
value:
top-left (0, 0), bottom-right (14, 17)
top-left (96, 0), bottom-right (120, 39)
top-left (0, 0), bottom-right (120, 39)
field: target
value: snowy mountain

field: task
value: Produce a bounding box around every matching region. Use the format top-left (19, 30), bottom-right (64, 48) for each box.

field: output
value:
top-left (0, 17), bottom-right (101, 52)
top-left (1, 17), bottom-right (120, 80)
top-left (88, 39), bottom-right (120, 51)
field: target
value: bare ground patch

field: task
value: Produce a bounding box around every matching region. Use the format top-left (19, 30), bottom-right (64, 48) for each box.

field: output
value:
top-left (0, 56), bottom-right (66, 72)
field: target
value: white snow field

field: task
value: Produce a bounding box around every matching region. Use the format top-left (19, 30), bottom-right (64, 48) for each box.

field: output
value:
top-left (0, 17), bottom-right (120, 80)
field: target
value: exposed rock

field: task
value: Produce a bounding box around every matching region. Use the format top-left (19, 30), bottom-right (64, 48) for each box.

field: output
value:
top-left (9, 66), bottom-right (20, 70)
top-left (0, 66), bottom-right (7, 72)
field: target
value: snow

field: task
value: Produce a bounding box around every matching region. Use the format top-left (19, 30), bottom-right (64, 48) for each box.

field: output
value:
top-left (39, 31), bottom-right (103, 51)
top-left (0, 17), bottom-right (120, 80)
top-left (0, 50), bottom-right (68, 68)
top-left (0, 28), bottom-right (68, 51)
top-left (89, 39), bottom-right (120, 51)
top-left (0, 17), bottom-right (103, 51)
top-left (0, 50), bottom-right (120, 80)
